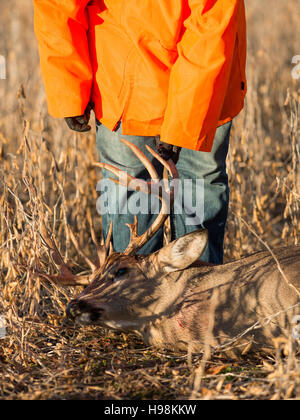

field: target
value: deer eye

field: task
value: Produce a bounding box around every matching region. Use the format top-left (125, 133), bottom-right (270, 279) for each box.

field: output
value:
top-left (114, 268), bottom-right (128, 279)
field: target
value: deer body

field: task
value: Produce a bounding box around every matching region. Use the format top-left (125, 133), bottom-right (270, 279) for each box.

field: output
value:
top-left (67, 233), bottom-right (300, 355)
top-left (139, 247), bottom-right (300, 353)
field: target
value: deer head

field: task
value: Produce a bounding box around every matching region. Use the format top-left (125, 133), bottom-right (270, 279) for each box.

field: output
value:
top-left (66, 229), bottom-right (208, 330)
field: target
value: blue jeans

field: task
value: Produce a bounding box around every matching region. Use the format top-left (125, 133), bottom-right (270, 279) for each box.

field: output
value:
top-left (96, 121), bottom-right (231, 264)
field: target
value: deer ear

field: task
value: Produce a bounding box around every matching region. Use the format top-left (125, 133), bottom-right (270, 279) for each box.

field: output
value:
top-left (157, 229), bottom-right (208, 273)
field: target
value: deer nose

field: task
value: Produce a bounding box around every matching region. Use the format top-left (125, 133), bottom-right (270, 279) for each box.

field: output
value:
top-left (66, 299), bottom-right (104, 322)
top-left (66, 299), bottom-right (81, 320)
top-left (66, 299), bottom-right (89, 319)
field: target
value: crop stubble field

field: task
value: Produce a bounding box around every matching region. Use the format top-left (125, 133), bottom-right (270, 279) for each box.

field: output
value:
top-left (0, 0), bottom-right (300, 400)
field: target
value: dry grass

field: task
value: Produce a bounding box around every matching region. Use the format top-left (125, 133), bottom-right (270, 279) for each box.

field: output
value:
top-left (0, 0), bottom-right (300, 400)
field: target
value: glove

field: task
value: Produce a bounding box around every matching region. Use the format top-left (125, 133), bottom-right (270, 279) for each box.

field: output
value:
top-left (65, 102), bottom-right (94, 132)
top-left (155, 136), bottom-right (181, 164)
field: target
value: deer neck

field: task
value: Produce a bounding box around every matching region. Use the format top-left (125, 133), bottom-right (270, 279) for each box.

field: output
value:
top-left (132, 268), bottom-right (194, 332)
top-left (136, 271), bottom-right (196, 351)
top-left (140, 259), bottom-right (213, 317)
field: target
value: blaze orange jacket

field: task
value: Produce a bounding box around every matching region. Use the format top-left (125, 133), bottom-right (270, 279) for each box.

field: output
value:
top-left (33, 0), bottom-right (247, 151)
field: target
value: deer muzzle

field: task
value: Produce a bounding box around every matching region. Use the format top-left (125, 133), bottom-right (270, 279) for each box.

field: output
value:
top-left (66, 298), bottom-right (104, 324)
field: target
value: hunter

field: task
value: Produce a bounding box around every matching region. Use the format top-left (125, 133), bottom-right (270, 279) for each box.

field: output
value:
top-left (33, 0), bottom-right (247, 264)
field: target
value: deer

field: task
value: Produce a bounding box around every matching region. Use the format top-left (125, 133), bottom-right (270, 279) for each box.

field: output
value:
top-left (38, 139), bottom-right (300, 356)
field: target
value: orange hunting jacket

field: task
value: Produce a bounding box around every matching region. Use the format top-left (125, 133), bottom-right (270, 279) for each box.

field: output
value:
top-left (33, 0), bottom-right (247, 151)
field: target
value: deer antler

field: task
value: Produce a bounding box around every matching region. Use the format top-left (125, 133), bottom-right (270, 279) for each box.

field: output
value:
top-left (36, 218), bottom-right (113, 286)
top-left (36, 139), bottom-right (178, 286)
top-left (94, 138), bottom-right (179, 256)
top-left (87, 209), bottom-right (113, 267)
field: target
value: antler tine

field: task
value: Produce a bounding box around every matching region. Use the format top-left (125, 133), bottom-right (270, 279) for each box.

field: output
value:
top-left (145, 144), bottom-right (178, 180)
top-left (34, 269), bottom-right (90, 287)
top-left (87, 208), bottom-right (114, 267)
top-left (93, 161), bottom-right (135, 186)
top-left (39, 220), bottom-right (90, 286)
top-left (121, 138), bottom-right (160, 180)
top-left (93, 139), bottom-right (179, 256)
top-left (67, 223), bottom-right (98, 272)
top-left (93, 161), bottom-right (151, 196)
top-left (105, 220), bottom-right (114, 253)
top-left (87, 209), bottom-right (103, 268)
top-left (124, 168), bottom-right (175, 256)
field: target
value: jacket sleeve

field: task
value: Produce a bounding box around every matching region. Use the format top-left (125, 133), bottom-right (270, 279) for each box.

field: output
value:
top-left (33, 0), bottom-right (93, 118)
top-left (160, 0), bottom-right (241, 151)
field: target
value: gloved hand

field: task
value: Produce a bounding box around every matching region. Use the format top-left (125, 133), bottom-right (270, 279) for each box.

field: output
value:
top-left (155, 136), bottom-right (181, 164)
top-left (65, 102), bottom-right (94, 132)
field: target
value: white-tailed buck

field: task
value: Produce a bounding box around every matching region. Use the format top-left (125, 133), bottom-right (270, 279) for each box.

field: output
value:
top-left (39, 140), bottom-right (300, 355)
